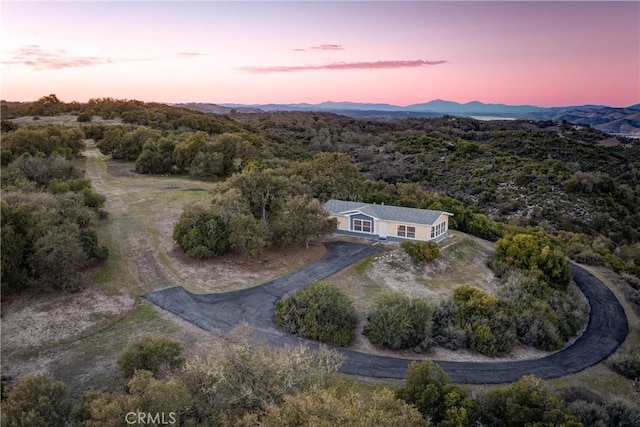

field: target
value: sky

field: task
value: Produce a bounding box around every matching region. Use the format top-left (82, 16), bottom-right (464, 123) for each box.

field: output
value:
top-left (1, 1), bottom-right (639, 107)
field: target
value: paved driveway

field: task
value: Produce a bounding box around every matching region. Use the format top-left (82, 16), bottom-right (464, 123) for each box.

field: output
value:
top-left (144, 242), bottom-right (628, 384)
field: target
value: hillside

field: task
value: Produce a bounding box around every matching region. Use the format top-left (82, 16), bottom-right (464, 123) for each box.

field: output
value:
top-left (216, 100), bottom-right (640, 136)
top-left (3, 99), bottom-right (639, 273)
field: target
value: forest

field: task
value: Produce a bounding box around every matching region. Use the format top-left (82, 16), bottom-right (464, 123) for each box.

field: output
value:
top-left (1, 95), bottom-right (639, 426)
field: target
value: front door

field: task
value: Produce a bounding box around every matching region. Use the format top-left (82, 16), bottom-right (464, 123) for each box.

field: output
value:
top-left (379, 222), bottom-right (387, 238)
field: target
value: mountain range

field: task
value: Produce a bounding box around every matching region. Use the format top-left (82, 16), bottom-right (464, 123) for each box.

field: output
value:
top-left (175, 100), bottom-right (640, 136)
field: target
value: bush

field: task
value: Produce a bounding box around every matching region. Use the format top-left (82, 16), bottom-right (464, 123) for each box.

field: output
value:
top-left (479, 375), bottom-right (581, 427)
top-left (605, 350), bottom-right (640, 380)
top-left (275, 282), bottom-right (357, 347)
top-left (497, 270), bottom-right (589, 351)
top-left (566, 400), bottom-right (610, 427)
top-left (77, 112), bottom-right (92, 122)
top-left (182, 326), bottom-right (344, 417)
top-left (605, 398), bottom-right (640, 427)
top-left (432, 286), bottom-right (516, 357)
top-left (1, 374), bottom-right (73, 427)
top-left (396, 360), bottom-right (475, 426)
top-left (493, 230), bottom-right (571, 290)
top-left (117, 336), bottom-right (184, 379)
top-left (364, 292), bottom-right (432, 351)
top-left (254, 387), bottom-right (428, 427)
top-left (172, 205), bottom-right (231, 258)
top-left (400, 240), bottom-right (439, 264)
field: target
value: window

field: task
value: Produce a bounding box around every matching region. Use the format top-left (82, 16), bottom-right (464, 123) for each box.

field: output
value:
top-left (431, 222), bottom-right (446, 238)
top-left (353, 219), bottom-right (372, 233)
top-left (397, 225), bottom-right (416, 238)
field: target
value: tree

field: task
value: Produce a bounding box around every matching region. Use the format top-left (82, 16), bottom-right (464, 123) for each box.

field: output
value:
top-left (364, 292), bottom-right (432, 351)
top-left (30, 224), bottom-right (85, 292)
top-left (172, 131), bottom-right (211, 172)
top-left (30, 94), bottom-right (63, 116)
top-left (494, 231), bottom-right (571, 289)
top-left (117, 336), bottom-right (185, 379)
top-left (396, 361), bottom-right (475, 427)
top-left (295, 152), bottom-right (365, 201)
top-left (78, 372), bottom-right (191, 427)
top-left (254, 387), bottom-right (429, 427)
top-left (181, 326), bottom-right (344, 418)
top-left (228, 214), bottom-right (270, 257)
top-left (188, 150), bottom-right (224, 179)
top-left (225, 168), bottom-right (305, 223)
top-left (275, 282), bottom-right (357, 346)
top-left (1, 374), bottom-right (72, 427)
top-left (134, 137), bottom-right (175, 174)
top-left (172, 204), bottom-right (231, 258)
top-left (271, 196), bottom-right (337, 249)
top-left (479, 375), bottom-right (582, 427)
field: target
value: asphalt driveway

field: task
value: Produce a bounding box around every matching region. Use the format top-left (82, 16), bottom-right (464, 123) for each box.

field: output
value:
top-left (144, 242), bottom-right (628, 384)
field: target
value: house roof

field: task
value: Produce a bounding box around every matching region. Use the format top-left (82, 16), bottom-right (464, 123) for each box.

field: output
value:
top-left (324, 199), bottom-right (452, 226)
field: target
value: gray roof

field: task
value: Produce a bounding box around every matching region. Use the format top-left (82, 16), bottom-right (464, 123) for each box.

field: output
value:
top-left (324, 199), bottom-right (451, 226)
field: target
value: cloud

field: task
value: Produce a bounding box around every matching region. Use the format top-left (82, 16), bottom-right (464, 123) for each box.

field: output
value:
top-left (241, 59), bottom-right (447, 74)
top-left (291, 44), bottom-right (345, 52)
top-left (310, 44), bottom-right (344, 51)
top-left (1, 45), bottom-right (202, 71)
top-left (1, 45), bottom-right (151, 70)
top-left (176, 52), bottom-right (207, 57)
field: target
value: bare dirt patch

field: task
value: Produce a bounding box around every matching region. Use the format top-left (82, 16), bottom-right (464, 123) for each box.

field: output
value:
top-left (365, 231), bottom-right (499, 302)
top-left (1, 287), bottom-right (134, 353)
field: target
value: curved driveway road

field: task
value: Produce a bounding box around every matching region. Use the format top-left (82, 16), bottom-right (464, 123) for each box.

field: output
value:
top-left (144, 241), bottom-right (628, 384)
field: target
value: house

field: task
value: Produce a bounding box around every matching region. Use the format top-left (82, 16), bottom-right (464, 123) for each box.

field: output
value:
top-left (323, 199), bottom-right (453, 243)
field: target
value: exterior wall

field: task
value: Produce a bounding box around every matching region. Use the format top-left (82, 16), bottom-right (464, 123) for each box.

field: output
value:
top-left (349, 214), bottom-right (375, 234)
top-left (330, 213), bottom-right (452, 243)
top-left (381, 219), bottom-right (431, 241)
top-left (333, 215), bottom-right (349, 231)
top-left (334, 229), bottom-right (380, 240)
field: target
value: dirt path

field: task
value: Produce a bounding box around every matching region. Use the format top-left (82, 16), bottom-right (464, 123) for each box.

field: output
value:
top-left (84, 146), bottom-right (178, 295)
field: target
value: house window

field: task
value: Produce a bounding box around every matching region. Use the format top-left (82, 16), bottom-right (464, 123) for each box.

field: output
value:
top-left (431, 222), bottom-right (446, 238)
top-left (397, 225), bottom-right (416, 238)
top-left (353, 219), bottom-right (372, 233)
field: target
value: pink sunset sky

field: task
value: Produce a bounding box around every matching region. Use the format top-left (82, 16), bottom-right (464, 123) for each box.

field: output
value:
top-left (1, 1), bottom-right (638, 107)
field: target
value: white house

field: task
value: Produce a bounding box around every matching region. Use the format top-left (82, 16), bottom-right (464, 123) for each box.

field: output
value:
top-left (324, 199), bottom-right (453, 243)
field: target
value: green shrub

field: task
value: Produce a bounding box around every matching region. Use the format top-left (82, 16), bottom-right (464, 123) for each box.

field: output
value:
top-left (605, 350), bottom-right (640, 380)
top-left (605, 398), bottom-right (640, 427)
top-left (117, 336), bottom-right (184, 379)
top-left (1, 374), bottom-right (73, 427)
top-left (493, 230), bottom-right (571, 289)
top-left (275, 282), bottom-right (357, 347)
top-left (173, 205), bottom-right (231, 258)
top-left (454, 286), bottom-right (516, 356)
top-left (77, 112), bottom-right (92, 122)
top-left (566, 400), bottom-right (610, 427)
top-left (396, 360), bottom-right (476, 426)
top-left (497, 270), bottom-right (588, 351)
top-left (363, 292), bottom-right (432, 351)
top-left (400, 240), bottom-right (439, 264)
top-left (479, 375), bottom-right (581, 427)
top-left (256, 387), bottom-right (428, 427)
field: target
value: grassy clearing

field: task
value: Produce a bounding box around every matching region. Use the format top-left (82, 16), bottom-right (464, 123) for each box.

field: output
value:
top-left (1, 146), bottom-right (327, 401)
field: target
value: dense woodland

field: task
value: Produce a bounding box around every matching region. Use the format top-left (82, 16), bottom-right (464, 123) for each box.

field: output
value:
top-left (1, 96), bottom-right (639, 426)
